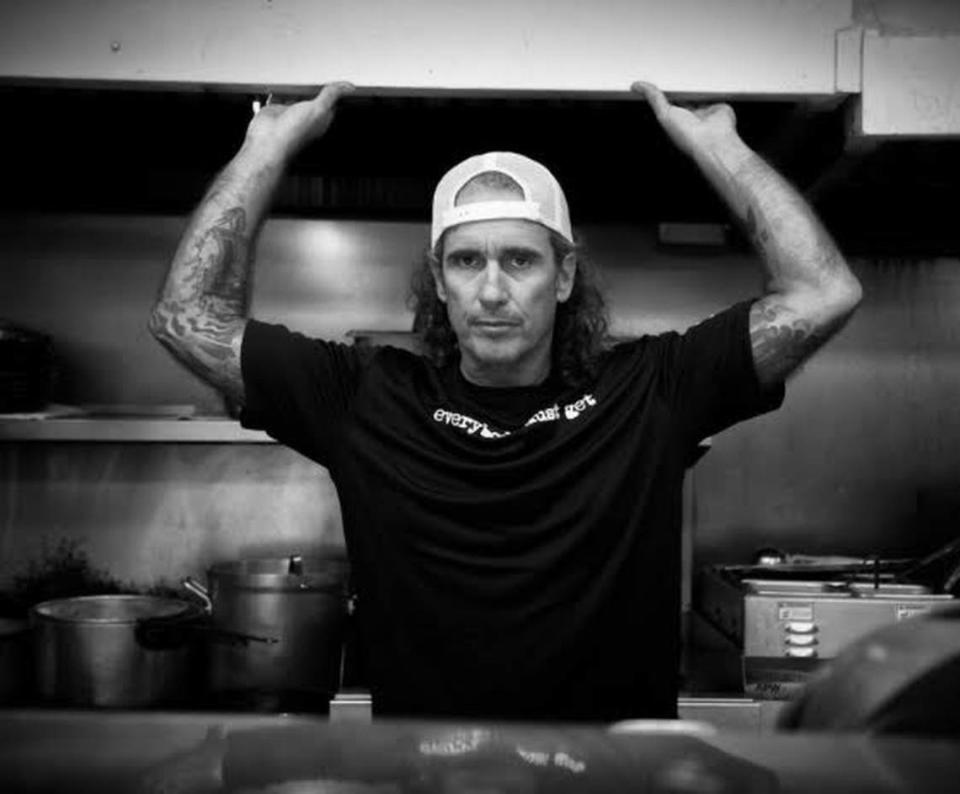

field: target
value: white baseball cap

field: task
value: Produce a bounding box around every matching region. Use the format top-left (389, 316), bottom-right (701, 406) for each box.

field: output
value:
top-left (430, 152), bottom-right (573, 248)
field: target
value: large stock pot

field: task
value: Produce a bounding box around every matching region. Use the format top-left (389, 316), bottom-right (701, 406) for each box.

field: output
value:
top-left (31, 594), bottom-right (203, 708)
top-left (183, 552), bottom-right (350, 709)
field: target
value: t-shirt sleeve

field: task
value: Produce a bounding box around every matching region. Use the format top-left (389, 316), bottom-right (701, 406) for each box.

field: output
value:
top-left (660, 299), bottom-right (785, 447)
top-left (239, 319), bottom-right (372, 468)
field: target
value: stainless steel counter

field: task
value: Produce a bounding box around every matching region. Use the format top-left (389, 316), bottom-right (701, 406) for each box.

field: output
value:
top-left (329, 691), bottom-right (790, 734)
top-left (1, 708), bottom-right (958, 793)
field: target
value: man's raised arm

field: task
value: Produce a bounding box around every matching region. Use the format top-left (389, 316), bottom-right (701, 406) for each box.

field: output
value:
top-left (149, 82), bottom-right (354, 404)
top-left (632, 81), bottom-right (862, 388)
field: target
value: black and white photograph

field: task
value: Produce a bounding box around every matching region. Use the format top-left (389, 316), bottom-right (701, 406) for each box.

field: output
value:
top-left (1, 0), bottom-right (960, 791)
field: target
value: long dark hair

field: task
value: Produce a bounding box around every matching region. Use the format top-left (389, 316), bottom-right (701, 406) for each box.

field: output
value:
top-left (409, 231), bottom-right (610, 388)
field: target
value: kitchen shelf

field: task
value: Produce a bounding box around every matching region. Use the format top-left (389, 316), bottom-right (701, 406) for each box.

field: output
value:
top-left (0, 416), bottom-right (273, 443)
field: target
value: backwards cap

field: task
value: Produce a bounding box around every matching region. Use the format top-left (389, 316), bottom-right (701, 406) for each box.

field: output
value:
top-left (430, 152), bottom-right (573, 248)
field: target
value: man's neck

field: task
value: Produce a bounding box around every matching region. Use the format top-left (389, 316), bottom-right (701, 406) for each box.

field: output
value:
top-left (459, 358), bottom-right (551, 388)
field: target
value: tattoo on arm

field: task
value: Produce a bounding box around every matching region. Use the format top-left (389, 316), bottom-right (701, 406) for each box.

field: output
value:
top-left (192, 206), bottom-right (250, 309)
top-left (749, 298), bottom-right (834, 387)
top-left (151, 203), bottom-right (251, 403)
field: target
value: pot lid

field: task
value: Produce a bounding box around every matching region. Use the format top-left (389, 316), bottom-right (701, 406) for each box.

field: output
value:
top-left (32, 595), bottom-right (193, 624)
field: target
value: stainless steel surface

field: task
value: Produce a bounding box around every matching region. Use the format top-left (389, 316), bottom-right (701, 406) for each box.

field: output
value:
top-left (697, 566), bottom-right (955, 658)
top-left (181, 577), bottom-right (281, 647)
top-left (678, 697), bottom-right (788, 734)
top-left (743, 579), bottom-right (933, 597)
top-left (693, 565), bottom-right (957, 700)
top-left (318, 690), bottom-right (793, 735)
top-left (2, 709), bottom-right (960, 794)
top-left (30, 594), bottom-right (199, 708)
top-left (199, 554), bottom-right (349, 701)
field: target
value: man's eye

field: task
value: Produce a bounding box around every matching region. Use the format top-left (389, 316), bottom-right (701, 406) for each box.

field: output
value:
top-left (510, 255), bottom-right (532, 268)
top-left (454, 255), bottom-right (481, 268)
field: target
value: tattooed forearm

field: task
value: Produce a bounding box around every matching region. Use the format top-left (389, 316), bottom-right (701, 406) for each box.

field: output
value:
top-left (151, 178), bottom-right (267, 401)
top-left (749, 297), bottom-right (850, 387)
top-left (183, 206), bottom-right (251, 310)
top-left (150, 84), bottom-right (352, 405)
top-left (202, 208), bottom-right (249, 298)
top-left (150, 133), bottom-right (293, 403)
top-left (152, 300), bottom-right (245, 402)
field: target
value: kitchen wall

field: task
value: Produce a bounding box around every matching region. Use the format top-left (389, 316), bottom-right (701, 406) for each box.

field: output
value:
top-left (2, 212), bottom-right (959, 591)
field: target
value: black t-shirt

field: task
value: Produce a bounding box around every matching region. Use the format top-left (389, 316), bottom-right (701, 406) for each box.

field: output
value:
top-left (240, 300), bottom-right (784, 721)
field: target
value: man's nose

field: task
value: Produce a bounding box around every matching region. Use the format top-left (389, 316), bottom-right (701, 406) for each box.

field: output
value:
top-left (478, 260), bottom-right (508, 305)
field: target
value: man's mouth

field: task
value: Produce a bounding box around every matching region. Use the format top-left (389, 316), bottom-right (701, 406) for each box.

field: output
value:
top-left (471, 320), bottom-right (519, 335)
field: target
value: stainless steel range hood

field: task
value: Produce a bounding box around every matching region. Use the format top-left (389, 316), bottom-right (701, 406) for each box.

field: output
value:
top-left (1, 0), bottom-right (958, 138)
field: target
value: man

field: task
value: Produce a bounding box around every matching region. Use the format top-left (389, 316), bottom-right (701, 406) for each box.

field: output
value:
top-left (150, 81), bottom-right (861, 722)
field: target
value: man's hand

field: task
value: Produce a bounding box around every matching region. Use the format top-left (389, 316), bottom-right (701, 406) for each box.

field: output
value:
top-left (630, 81), bottom-right (739, 162)
top-left (244, 81), bottom-right (355, 164)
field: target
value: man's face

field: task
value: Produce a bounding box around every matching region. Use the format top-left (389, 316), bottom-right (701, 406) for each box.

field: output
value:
top-left (432, 219), bottom-right (575, 387)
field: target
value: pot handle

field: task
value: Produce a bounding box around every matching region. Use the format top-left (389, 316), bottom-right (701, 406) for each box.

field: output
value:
top-left (182, 576), bottom-right (213, 614)
top-left (135, 613), bottom-right (200, 651)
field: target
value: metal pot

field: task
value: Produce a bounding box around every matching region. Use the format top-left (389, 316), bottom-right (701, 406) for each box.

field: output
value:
top-left (31, 594), bottom-right (203, 708)
top-left (183, 553), bottom-right (349, 707)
